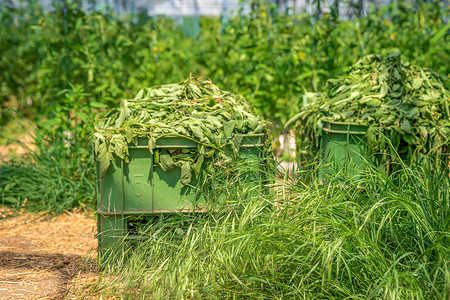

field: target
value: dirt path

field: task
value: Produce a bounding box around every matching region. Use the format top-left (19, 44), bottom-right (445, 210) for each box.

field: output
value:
top-left (0, 209), bottom-right (98, 299)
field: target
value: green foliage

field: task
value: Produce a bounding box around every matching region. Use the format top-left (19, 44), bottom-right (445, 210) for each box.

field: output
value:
top-left (0, 0), bottom-right (200, 124)
top-left (1, 0), bottom-right (448, 129)
top-left (363, 1), bottom-right (449, 77)
top-left (197, 0), bottom-right (449, 127)
top-left (0, 139), bottom-right (94, 214)
top-left (0, 1), bottom-right (448, 296)
top-left (0, 1), bottom-right (44, 124)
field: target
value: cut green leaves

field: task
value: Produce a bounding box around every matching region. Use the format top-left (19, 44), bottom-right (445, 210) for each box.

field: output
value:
top-left (288, 53), bottom-right (450, 161)
top-left (92, 77), bottom-right (270, 186)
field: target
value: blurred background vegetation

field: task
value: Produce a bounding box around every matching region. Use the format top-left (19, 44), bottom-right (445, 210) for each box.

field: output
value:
top-left (1, 0), bottom-right (448, 127)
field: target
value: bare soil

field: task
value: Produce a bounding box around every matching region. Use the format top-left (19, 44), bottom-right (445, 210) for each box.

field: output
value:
top-left (0, 208), bottom-right (98, 299)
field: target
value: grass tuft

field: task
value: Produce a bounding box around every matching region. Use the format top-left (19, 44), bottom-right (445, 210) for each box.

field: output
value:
top-left (0, 127), bottom-right (95, 215)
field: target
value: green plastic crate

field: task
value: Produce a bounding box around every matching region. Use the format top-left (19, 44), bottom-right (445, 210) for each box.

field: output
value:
top-left (320, 121), bottom-right (368, 180)
top-left (96, 134), bottom-right (265, 264)
top-left (319, 121), bottom-right (450, 181)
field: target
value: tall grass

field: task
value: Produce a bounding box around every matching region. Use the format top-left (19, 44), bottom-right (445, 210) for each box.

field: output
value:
top-left (0, 90), bottom-right (96, 214)
top-left (74, 156), bottom-right (449, 299)
top-left (0, 137), bottom-right (95, 214)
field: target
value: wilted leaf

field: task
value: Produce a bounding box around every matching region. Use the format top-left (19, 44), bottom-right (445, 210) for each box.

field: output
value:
top-left (412, 78), bottom-right (423, 90)
top-left (148, 137), bottom-right (156, 154)
top-left (110, 134), bottom-right (127, 159)
top-left (224, 120), bottom-right (237, 138)
top-left (180, 162), bottom-right (192, 186)
top-left (159, 150), bottom-right (176, 171)
top-left (98, 141), bottom-right (112, 176)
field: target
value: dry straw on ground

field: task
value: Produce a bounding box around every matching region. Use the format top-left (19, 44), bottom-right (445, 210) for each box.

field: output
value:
top-left (0, 208), bottom-right (98, 299)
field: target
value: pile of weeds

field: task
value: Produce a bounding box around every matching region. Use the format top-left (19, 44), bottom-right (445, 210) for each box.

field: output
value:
top-left (288, 53), bottom-right (449, 161)
top-left (93, 77), bottom-right (271, 180)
